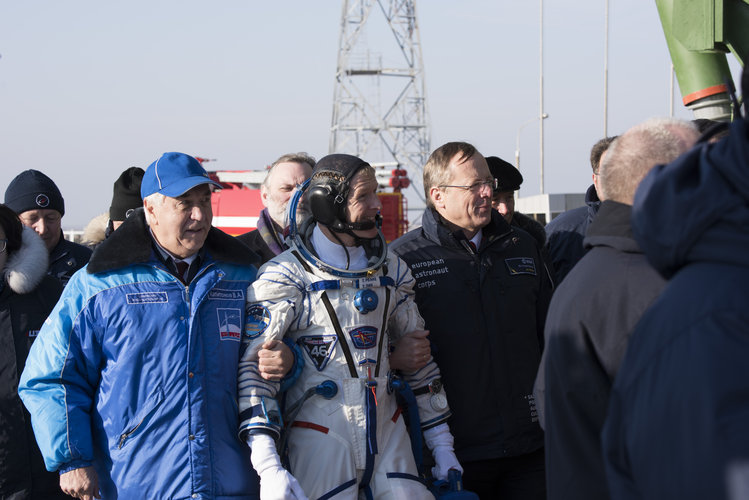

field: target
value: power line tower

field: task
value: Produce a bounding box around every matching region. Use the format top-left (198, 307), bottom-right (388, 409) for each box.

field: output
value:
top-left (329, 0), bottom-right (430, 206)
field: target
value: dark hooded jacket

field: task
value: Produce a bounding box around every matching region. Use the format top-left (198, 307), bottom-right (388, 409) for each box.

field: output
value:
top-left (0, 227), bottom-right (66, 499)
top-left (544, 184), bottom-right (600, 284)
top-left (390, 208), bottom-right (552, 462)
top-left (602, 117), bottom-right (749, 500)
top-left (535, 201), bottom-right (666, 500)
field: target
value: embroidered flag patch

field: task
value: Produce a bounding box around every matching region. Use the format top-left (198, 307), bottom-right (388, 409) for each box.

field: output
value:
top-left (505, 257), bottom-right (537, 276)
top-left (245, 304), bottom-right (271, 338)
top-left (348, 326), bottom-right (378, 349)
top-left (217, 308), bottom-right (242, 341)
top-left (298, 335), bottom-right (337, 371)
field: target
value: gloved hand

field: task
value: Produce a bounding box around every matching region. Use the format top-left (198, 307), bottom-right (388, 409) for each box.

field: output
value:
top-left (247, 433), bottom-right (308, 500)
top-left (424, 423), bottom-right (463, 481)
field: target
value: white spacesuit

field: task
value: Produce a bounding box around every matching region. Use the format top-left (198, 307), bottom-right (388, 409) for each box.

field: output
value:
top-left (238, 154), bottom-right (460, 500)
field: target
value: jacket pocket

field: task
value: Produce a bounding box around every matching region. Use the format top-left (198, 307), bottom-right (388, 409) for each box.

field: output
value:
top-left (116, 386), bottom-right (164, 449)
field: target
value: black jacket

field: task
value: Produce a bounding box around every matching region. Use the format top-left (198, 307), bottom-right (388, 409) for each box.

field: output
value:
top-left (603, 118), bottom-right (749, 499)
top-left (236, 229), bottom-right (277, 266)
top-left (48, 233), bottom-right (92, 286)
top-left (391, 208), bottom-right (552, 462)
top-left (535, 201), bottom-right (666, 500)
top-left (544, 184), bottom-right (600, 284)
top-left (0, 228), bottom-right (67, 499)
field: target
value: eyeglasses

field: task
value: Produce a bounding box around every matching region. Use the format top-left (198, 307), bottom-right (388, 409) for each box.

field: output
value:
top-left (0, 239), bottom-right (7, 253)
top-left (439, 178), bottom-right (498, 194)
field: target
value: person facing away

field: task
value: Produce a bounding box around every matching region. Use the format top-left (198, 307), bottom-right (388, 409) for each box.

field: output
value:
top-left (236, 152), bottom-right (315, 264)
top-left (82, 166), bottom-right (145, 249)
top-left (544, 136), bottom-right (616, 284)
top-left (0, 203), bottom-right (68, 499)
top-left (238, 153), bottom-right (461, 500)
top-left (4, 169), bottom-right (92, 286)
top-left (19, 152), bottom-right (294, 500)
top-left (603, 69), bottom-right (749, 500)
top-left (534, 117), bottom-right (699, 500)
top-left (390, 141), bottom-right (553, 500)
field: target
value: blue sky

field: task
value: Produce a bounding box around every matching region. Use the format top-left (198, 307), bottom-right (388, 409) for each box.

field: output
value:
top-left (0, 1), bottom-right (742, 227)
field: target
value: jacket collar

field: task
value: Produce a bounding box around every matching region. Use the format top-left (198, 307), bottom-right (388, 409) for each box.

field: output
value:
top-left (87, 208), bottom-right (260, 274)
top-left (583, 200), bottom-right (640, 253)
top-left (421, 207), bottom-right (512, 250)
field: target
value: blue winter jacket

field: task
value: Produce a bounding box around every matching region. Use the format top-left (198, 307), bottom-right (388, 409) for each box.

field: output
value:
top-left (19, 210), bottom-right (262, 499)
top-left (602, 118), bottom-right (749, 500)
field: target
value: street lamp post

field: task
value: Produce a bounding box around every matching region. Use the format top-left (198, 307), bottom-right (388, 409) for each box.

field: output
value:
top-left (515, 113), bottom-right (549, 190)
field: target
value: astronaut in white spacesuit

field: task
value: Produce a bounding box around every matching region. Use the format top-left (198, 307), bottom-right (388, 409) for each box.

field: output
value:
top-left (238, 154), bottom-right (462, 500)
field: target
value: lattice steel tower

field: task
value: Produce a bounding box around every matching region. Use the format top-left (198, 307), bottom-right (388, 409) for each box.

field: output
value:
top-left (329, 0), bottom-right (430, 203)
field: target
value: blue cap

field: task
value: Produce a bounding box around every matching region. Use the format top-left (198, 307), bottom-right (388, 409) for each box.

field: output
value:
top-left (141, 152), bottom-right (221, 198)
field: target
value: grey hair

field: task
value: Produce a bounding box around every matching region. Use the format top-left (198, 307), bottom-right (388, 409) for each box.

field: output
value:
top-left (262, 152), bottom-right (316, 189)
top-left (142, 192), bottom-right (165, 226)
top-left (599, 117), bottom-right (699, 204)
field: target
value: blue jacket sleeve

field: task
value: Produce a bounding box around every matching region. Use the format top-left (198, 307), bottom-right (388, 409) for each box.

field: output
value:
top-left (18, 269), bottom-right (102, 472)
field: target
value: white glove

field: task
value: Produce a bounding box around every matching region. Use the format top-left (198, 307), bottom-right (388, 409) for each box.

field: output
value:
top-left (247, 433), bottom-right (308, 500)
top-left (424, 423), bottom-right (463, 481)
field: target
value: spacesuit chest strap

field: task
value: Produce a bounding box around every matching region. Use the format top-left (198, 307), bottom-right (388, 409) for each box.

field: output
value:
top-left (320, 291), bottom-right (359, 378)
top-left (306, 276), bottom-right (395, 292)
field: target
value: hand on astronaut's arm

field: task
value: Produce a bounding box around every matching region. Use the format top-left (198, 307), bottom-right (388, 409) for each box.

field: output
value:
top-left (60, 465), bottom-right (101, 500)
top-left (389, 329), bottom-right (431, 372)
top-left (257, 339), bottom-right (293, 381)
top-left (424, 423), bottom-right (463, 481)
top-left (247, 433), bottom-right (308, 500)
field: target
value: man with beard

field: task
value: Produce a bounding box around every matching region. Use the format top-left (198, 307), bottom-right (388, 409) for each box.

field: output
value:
top-left (237, 153), bottom-right (315, 264)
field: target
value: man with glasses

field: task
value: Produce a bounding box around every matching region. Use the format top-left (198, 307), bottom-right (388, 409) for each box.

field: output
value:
top-left (391, 141), bottom-right (553, 499)
top-left (4, 169), bottom-right (92, 286)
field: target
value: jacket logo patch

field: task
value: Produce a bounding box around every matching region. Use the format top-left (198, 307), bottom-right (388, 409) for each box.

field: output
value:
top-left (217, 308), bottom-right (242, 341)
top-left (127, 292), bottom-right (169, 304)
top-left (208, 288), bottom-right (244, 300)
top-left (245, 304), bottom-right (270, 338)
top-left (28, 330), bottom-right (40, 338)
top-left (505, 257), bottom-right (537, 276)
top-left (348, 326), bottom-right (378, 349)
top-left (298, 335), bottom-right (337, 371)
top-left (35, 194), bottom-right (49, 207)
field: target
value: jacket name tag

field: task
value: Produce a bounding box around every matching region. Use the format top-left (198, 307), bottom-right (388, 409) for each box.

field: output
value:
top-left (126, 292), bottom-right (169, 304)
top-left (505, 257), bottom-right (537, 276)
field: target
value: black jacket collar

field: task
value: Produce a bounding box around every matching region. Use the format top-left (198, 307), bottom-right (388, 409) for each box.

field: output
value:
top-left (87, 208), bottom-right (260, 274)
top-left (421, 207), bottom-right (513, 250)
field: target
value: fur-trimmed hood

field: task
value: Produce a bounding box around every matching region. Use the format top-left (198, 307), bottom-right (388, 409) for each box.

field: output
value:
top-left (4, 225), bottom-right (50, 294)
top-left (87, 208), bottom-right (260, 274)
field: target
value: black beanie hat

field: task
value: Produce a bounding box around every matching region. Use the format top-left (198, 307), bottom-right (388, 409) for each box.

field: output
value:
top-left (109, 167), bottom-right (145, 221)
top-left (486, 156), bottom-right (523, 192)
top-left (4, 169), bottom-right (65, 216)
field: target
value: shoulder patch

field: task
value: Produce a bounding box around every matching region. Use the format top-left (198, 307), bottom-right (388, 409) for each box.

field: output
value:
top-left (245, 304), bottom-right (271, 338)
top-left (218, 308), bottom-right (242, 341)
top-left (298, 335), bottom-right (337, 371)
top-left (348, 326), bottom-right (378, 349)
top-left (505, 257), bottom-right (537, 276)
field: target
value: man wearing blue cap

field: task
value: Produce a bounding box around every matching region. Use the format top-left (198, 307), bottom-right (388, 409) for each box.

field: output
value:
top-left (19, 152), bottom-right (295, 500)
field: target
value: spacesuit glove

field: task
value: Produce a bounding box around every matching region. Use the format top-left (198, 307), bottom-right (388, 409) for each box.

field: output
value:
top-left (423, 423), bottom-right (463, 481)
top-left (247, 433), bottom-right (308, 500)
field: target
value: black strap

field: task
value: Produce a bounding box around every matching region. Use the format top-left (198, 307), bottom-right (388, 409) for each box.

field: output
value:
top-left (320, 291), bottom-right (359, 378)
top-left (374, 287), bottom-right (391, 378)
